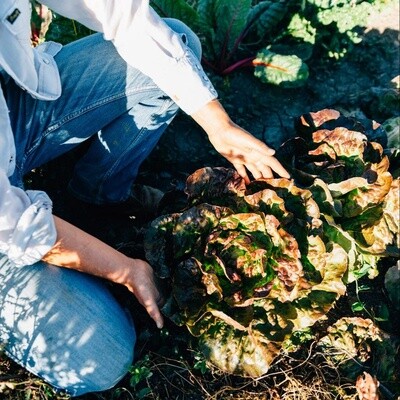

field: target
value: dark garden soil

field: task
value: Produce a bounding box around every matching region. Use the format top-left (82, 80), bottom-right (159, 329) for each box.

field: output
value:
top-left (12, 4), bottom-right (400, 399)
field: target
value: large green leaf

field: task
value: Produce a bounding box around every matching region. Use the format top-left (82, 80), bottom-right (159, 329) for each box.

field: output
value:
top-left (151, 0), bottom-right (199, 26)
top-left (197, 0), bottom-right (251, 62)
top-left (253, 49), bottom-right (309, 87)
top-left (323, 215), bottom-right (380, 282)
top-left (286, 13), bottom-right (316, 45)
top-left (246, 0), bottom-right (288, 39)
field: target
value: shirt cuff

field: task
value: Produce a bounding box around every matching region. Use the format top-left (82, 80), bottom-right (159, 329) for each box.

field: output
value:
top-left (7, 190), bottom-right (57, 267)
top-left (154, 48), bottom-right (218, 115)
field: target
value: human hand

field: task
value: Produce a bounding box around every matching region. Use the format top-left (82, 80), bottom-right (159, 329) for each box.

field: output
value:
top-left (208, 122), bottom-right (290, 184)
top-left (191, 100), bottom-right (290, 184)
top-left (45, 217), bottom-right (164, 328)
top-left (125, 259), bottom-right (164, 329)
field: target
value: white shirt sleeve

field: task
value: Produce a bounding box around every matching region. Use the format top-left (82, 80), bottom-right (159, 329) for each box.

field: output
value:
top-left (0, 85), bottom-right (57, 267)
top-left (0, 170), bottom-right (57, 267)
top-left (40, 0), bottom-right (218, 115)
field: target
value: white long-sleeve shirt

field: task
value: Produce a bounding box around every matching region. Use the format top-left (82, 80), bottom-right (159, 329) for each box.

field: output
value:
top-left (0, 0), bottom-right (217, 266)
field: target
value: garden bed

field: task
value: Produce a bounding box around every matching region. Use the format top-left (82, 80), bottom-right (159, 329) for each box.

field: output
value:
top-left (1, 2), bottom-right (399, 399)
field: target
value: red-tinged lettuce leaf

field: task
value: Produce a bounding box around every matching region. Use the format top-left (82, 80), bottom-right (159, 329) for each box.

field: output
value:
top-left (312, 127), bottom-right (368, 159)
top-left (296, 109), bottom-right (341, 134)
top-left (172, 204), bottom-right (232, 259)
top-left (322, 215), bottom-right (380, 282)
top-left (316, 317), bottom-right (386, 379)
top-left (281, 110), bottom-right (391, 187)
top-left (305, 235), bottom-right (327, 279)
top-left (357, 217), bottom-right (396, 254)
top-left (294, 109), bottom-right (373, 140)
top-left (308, 142), bottom-right (337, 160)
top-left (383, 178), bottom-right (400, 248)
top-left (310, 242), bottom-right (347, 296)
top-left (217, 212), bottom-right (267, 233)
top-left (198, 321), bottom-right (280, 377)
top-left (144, 213), bottom-right (180, 278)
top-left (247, 178), bottom-right (319, 221)
top-left (243, 188), bottom-right (289, 221)
top-left (208, 231), bottom-right (268, 281)
top-left (328, 177), bottom-right (369, 197)
top-left (341, 170), bottom-right (392, 218)
top-left (185, 167), bottom-right (246, 206)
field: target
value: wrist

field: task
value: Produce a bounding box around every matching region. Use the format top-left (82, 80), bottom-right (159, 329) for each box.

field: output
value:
top-left (106, 255), bottom-right (135, 287)
top-left (191, 99), bottom-right (233, 137)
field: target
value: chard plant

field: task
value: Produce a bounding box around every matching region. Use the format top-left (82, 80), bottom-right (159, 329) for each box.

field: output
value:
top-left (144, 109), bottom-right (399, 377)
top-left (151, 0), bottom-right (389, 87)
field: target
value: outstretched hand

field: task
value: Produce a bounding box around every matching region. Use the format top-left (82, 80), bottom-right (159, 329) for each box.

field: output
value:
top-left (191, 100), bottom-right (290, 183)
top-left (125, 259), bottom-right (164, 329)
top-left (207, 122), bottom-right (290, 184)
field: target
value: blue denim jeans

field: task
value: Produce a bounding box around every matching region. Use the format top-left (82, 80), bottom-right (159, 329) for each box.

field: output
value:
top-left (0, 19), bottom-right (201, 396)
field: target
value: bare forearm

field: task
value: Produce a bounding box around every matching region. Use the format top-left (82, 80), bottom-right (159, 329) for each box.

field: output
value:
top-left (42, 215), bottom-right (133, 285)
top-left (42, 215), bottom-right (164, 328)
top-left (191, 99), bottom-right (233, 137)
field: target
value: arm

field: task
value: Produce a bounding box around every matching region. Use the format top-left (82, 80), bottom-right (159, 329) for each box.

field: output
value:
top-left (42, 215), bottom-right (164, 329)
top-left (192, 100), bottom-right (290, 183)
top-left (40, 1), bottom-right (288, 179)
top-left (40, 0), bottom-right (217, 115)
top-left (0, 160), bottom-right (162, 328)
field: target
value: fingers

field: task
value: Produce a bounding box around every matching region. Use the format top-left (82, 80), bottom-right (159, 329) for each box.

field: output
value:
top-left (235, 139), bottom-right (289, 179)
top-left (234, 155), bottom-right (290, 182)
top-left (142, 296), bottom-right (164, 329)
top-left (247, 162), bottom-right (273, 180)
top-left (233, 162), bottom-right (250, 185)
top-left (264, 156), bottom-right (290, 179)
top-left (129, 259), bottom-right (164, 329)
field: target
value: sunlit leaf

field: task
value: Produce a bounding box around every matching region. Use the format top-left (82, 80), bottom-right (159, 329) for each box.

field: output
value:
top-left (254, 49), bottom-right (309, 88)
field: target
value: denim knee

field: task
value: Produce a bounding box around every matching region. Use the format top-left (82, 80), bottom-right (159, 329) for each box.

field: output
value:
top-left (0, 260), bottom-right (136, 396)
top-left (65, 327), bottom-right (136, 396)
top-left (163, 18), bottom-right (202, 60)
